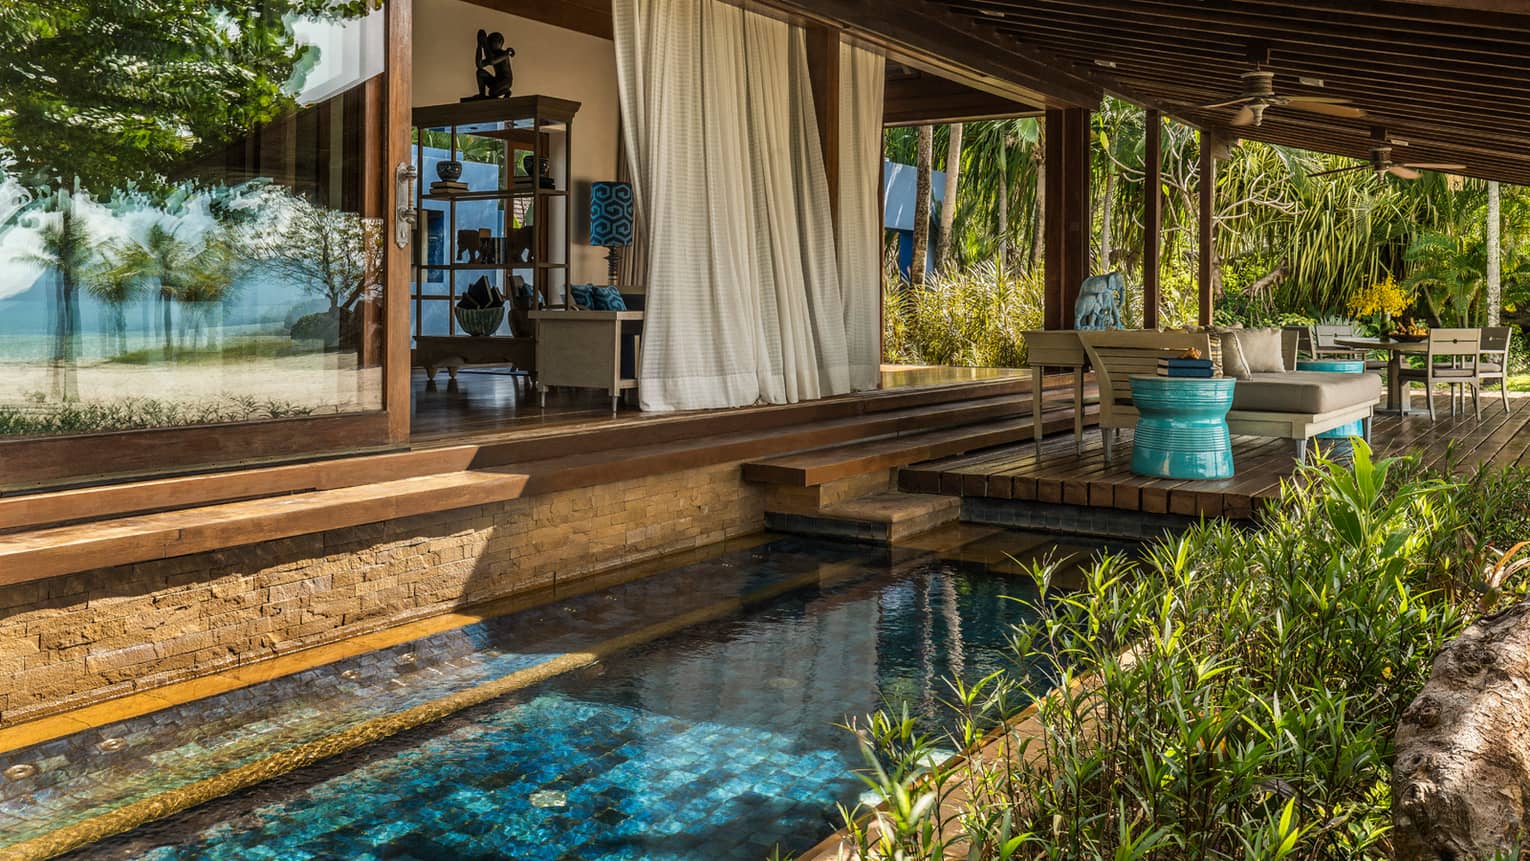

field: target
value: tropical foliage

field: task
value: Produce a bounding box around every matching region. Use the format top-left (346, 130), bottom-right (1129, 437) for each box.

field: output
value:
top-left (0, 0), bottom-right (379, 192)
top-left (841, 445), bottom-right (1530, 859)
top-left (886, 100), bottom-right (1530, 359)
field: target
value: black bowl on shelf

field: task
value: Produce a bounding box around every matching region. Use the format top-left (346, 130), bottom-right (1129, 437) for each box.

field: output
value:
top-left (436, 160), bottom-right (463, 183)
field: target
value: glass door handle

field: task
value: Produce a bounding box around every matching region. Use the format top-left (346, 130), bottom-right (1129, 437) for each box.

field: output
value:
top-left (395, 163), bottom-right (419, 249)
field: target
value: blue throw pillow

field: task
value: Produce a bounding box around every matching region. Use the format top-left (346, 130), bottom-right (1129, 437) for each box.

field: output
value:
top-left (590, 285), bottom-right (627, 311)
top-left (569, 284), bottom-right (594, 309)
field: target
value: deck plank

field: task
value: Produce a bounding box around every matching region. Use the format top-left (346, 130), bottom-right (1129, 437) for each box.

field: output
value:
top-left (903, 393), bottom-right (1530, 520)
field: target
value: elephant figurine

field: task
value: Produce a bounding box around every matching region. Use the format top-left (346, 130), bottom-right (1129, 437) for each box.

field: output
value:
top-left (1075, 271), bottom-right (1126, 330)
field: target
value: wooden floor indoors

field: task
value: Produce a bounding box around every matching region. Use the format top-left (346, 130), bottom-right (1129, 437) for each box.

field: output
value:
top-left (410, 364), bottom-right (1034, 443)
top-left (902, 391), bottom-right (1530, 520)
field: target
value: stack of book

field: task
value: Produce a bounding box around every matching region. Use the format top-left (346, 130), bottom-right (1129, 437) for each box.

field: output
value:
top-left (430, 180), bottom-right (469, 195)
top-left (1157, 356), bottom-right (1215, 378)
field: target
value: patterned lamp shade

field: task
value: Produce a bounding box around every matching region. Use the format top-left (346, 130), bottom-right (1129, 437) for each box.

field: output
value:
top-left (589, 181), bottom-right (634, 248)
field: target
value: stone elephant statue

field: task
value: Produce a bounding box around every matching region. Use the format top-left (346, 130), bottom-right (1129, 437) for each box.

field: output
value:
top-left (1075, 271), bottom-right (1126, 330)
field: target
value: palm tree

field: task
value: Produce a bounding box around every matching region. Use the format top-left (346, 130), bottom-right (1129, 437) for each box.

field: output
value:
top-left (936, 122), bottom-right (963, 270)
top-left (174, 236), bottom-right (244, 351)
top-left (121, 224), bottom-right (197, 358)
top-left (1404, 231), bottom-right (1485, 326)
top-left (1488, 180), bottom-right (1501, 325)
top-left (85, 249), bottom-right (145, 355)
top-left (911, 124), bottom-right (933, 289)
top-left (21, 191), bottom-right (96, 401)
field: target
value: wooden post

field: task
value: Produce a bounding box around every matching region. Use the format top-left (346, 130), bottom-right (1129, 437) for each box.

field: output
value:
top-left (1198, 129), bottom-right (1216, 328)
top-left (1143, 109), bottom-right (1161, 330)
top-left (385, 0), bottom-right (414, 443)
top-left (804, 25), bottom-right (841, 227)
top-left (1044, 107), bottom-right (1090, 330)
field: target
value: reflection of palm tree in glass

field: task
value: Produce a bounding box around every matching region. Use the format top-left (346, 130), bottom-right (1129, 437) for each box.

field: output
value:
top-left (175, 239), bottom-right (243, 350)
top-left (86, 249), bottom-right (145, 356)
top-left (121, 225), bottom-right (195, 359)
top-left (21, 192), bottom-right (95, 401)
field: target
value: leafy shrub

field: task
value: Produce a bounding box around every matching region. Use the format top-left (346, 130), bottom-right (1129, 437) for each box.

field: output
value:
top-left (842, 444), bottom-right (1527, 860)
top-left (883, 261), bottom-right (1042, 367)
top-left (0, 394), bottom-right (317, 437)
top-left (290, 310), bottom-right (341, 348)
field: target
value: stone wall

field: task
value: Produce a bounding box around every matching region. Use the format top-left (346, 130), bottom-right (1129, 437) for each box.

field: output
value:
top-left (0, 463), bottom-right (764, 726)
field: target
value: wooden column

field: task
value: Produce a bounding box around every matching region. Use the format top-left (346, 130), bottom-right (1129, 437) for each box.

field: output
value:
top-left (804, 25), bottom-right (842, 226)
top-left (1044, 107), bottom-right (1091, 330)
top-left (1143, 109), bottom-right (1162, 330)
top-left (385, 0), bottom-right (414, 443)
top-left (1198, 129), bottom-right (1216, 328)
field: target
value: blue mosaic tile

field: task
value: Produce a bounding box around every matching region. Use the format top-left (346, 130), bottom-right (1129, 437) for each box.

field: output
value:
top-left (20, 532), bottom-right (1118, 859)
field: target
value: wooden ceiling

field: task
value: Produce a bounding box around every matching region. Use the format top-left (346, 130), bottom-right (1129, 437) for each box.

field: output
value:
top-left (884, 64), bottom-right (1041, 126)
top-left (918, 0), bottom-right (1530, 185)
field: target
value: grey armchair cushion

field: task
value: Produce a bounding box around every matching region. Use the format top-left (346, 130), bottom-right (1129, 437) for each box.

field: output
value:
top-left (1232, 371), bottom-right (1381, 413)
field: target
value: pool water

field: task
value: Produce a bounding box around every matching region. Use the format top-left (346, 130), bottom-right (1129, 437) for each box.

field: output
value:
top-left (19, 529), bottom-right (1120, 860)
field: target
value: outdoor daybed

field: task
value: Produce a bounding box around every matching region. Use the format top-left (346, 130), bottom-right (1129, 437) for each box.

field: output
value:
top-left (1079, 329), bottom-right (1382, 464)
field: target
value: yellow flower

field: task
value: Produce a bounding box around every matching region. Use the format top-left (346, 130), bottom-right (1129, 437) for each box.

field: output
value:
top-left (1347, 276), bottom-right (1412, 319)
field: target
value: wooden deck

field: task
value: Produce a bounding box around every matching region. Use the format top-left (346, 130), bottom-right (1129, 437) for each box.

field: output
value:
top-left (901, 392), bottom-right (1530, 520)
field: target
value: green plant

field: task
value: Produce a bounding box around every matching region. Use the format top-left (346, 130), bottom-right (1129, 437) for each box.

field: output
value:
top-left (839, 443), bottom-right (1521, 860)
top-left (0, 394), bottom-right (317, 437)
top-left (883, 259), bottom-right (1041, 367)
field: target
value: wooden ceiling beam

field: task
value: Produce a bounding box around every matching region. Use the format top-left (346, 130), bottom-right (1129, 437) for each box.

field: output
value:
top-left (973, 2), bottom-right (1530, 97)
top-left (458, 0), bottom-right (614, 40)
top-left (968, 0), bottom-right (1529, 65)
top-left (884, 73), bottom-right (1041, 125)
top-left (1225, 0), bottom-right (1530, 37)
top-left (757, 0), bottom-right (1103, 109)
top-left (1095, 62), bottom-right (1530, 130)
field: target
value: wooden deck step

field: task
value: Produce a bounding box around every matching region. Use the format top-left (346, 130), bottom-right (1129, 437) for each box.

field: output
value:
top-left (764, 491), bottom-right (961, 543)
top-left (0, 380), bottom-right (1087, 585)
top-left (742, 401), bottom-right (1095, 487)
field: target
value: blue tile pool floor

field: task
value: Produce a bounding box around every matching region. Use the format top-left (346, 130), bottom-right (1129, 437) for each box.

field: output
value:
top-left (9, 528), bottom-right (1125, 860)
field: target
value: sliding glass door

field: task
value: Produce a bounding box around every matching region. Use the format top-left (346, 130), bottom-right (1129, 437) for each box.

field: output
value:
top-left (0, 0), bottom-right (413, 490)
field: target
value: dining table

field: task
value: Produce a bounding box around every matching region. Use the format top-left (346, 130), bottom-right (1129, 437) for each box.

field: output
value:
top-left (1333, 336), bottom-right (1428, 414)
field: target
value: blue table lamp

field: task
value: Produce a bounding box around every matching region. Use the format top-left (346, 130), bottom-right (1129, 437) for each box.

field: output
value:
top-left (589, 181), bottom-right (634, 288)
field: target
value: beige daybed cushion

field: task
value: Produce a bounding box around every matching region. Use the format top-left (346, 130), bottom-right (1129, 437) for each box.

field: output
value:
top-left (1232, 371), bottom-right (1381, 414)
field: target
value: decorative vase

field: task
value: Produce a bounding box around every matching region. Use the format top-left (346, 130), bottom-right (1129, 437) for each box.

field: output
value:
top-left (454, 305), bottom-right (504, 337)
top-left (436, 160), bottom-right (463, 183)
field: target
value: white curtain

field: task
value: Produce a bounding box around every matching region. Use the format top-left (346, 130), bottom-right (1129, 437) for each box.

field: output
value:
top-left (613, 0), bottom-right (871, 411)
top-left (838, 42), bottom-right (886, 392)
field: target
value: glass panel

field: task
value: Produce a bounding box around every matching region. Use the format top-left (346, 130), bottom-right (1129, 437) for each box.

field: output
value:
top-left (0, 1), bottom-right (387, 439)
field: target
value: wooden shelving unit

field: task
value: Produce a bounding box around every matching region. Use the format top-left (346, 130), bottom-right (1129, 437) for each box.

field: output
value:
top-left (409, 95), bottom-right (580, 381)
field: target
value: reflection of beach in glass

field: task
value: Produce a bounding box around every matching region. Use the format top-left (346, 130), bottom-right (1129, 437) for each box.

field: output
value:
top-left (0, 2), bottom-right (387, 439)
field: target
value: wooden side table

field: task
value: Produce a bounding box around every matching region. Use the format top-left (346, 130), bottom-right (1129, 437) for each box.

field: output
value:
top-left (530, 310), bottom-right (644, 414)
top-left (1129, 375), bottom-right (1236, 479)
top-left (1022, 330), bottom-right (1088, 455)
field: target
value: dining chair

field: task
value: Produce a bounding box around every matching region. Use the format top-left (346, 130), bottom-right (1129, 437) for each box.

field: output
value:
top-left (1312, 324), bottom-right (1365, 360)
top-left (1398, 328), bottom-right (1482, 421)
top-left (1480, 326), bottom-right (1513, 414)
top-left (1284, 325), bottom-right (1314, 361)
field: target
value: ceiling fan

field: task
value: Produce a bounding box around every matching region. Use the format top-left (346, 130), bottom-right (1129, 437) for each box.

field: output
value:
top-left (1193, 67), bottom-right (1365, 127)
top-left (1308, 134), bottom-right (1466, 180)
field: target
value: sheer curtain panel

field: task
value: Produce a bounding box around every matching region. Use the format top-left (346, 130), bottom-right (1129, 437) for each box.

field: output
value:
top-left (613, 0), bottom-right (876, 411)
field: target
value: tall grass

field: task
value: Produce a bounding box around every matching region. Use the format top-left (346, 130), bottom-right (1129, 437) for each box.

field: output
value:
top-left (841, 445), bottom-right (1530, 860)
top-left (883, 261), bottom-right (1042, 368)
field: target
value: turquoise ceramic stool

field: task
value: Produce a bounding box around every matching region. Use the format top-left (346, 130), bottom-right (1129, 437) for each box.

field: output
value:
top-left (1296, 359), bottom-right (1366, 439)
top-left (1129, 376), bottom-right (1236, 479)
